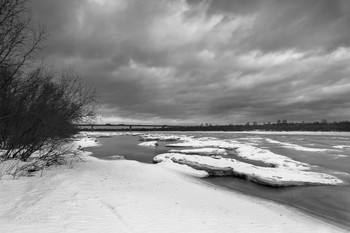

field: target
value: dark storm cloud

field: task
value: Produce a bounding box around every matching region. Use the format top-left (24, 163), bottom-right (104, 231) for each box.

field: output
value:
top-left (187, 0), bottom-right (262, 15)
top-left (29, 0), bottom-right (350, 124)
top-left (188, 0), bottom-right (350, 52)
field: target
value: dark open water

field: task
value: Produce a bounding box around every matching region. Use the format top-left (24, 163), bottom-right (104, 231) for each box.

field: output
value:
top-left (86, 131), bottom-right (350, 231)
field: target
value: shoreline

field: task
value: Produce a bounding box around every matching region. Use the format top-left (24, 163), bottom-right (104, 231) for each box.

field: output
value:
top-left (1, 135), bottom-right (348, 232)
top-left (79, 130), bottom-right (350, 137)
top-left (85, 132), bottom-right (350, 232)
top-left (199, 176), bottom-right (350, 232)
top-left (0, 153), bottom-right (346, 232)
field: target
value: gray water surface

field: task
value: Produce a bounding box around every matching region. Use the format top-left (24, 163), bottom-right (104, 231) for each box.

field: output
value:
top-left (87, 135), bottom-right (169, 162)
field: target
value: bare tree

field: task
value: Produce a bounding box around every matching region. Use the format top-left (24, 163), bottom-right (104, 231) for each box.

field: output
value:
top-left (0, 0), bottom-right (47, 132)
top-left (0, 0), bottom-right (96, 163)
top-left (1, 68), bottom-right (96, 161)
top-left (0, 0), bottom-right (46, 91)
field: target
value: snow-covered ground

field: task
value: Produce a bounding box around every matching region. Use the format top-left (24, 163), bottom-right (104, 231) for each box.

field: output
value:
top-left (0, 135), bottom-right (347, 232)
top-left (0, 153), bottom-right (345, 232)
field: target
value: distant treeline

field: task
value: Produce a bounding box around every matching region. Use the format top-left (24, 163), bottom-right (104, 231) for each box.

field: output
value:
top-left (79, 121), bottom-right (350, 132)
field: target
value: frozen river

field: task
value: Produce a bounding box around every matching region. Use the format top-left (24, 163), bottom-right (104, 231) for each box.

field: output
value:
top-left (86, 131), bottom-right (350, 231)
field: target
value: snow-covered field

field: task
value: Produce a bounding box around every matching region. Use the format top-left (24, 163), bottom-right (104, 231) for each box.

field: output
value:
top-left (0, 134), bottom-right (348, 232)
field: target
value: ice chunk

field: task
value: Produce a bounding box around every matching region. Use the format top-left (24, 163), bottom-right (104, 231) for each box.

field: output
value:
top-left (73, 137), bottom-right (101, 149)
top-left (235, 144), bottom-right (310, 170)
top-left (139, 134), bottom-right (180, 142)
top-left (167, 138), bottom-right (310, 170)
top-left (167, 138), bottom-right (240, 149)
top-left (154, 153), bottom-right (346, 187)
top-left (138, 141), bottom-right (158, 147)
top-left (108, 155), bottom-right (125, 160)
top-left (169, 148), bottom-right (228, 156)
top-left (333, 145), bottom-right (350, 149)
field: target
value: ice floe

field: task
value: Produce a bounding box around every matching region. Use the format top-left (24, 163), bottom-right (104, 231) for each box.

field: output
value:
top-left (169, 148), bottom-right (228, 156)
top-left (153, 153), bottom-right (345, 187)
top-left (138, 141), bottom-right (159, 147)
top-left (234, 131), bottom-right (350, 136)
top-left (121, 132), bottom-right (142, 136)
top-left (81, 132), bottom-right (141, 137)
top-left (156, 159), bottom-right (209, 178)
top-left (160, 136), bottom-right (348, 187)
top-left (73, 137), bottom-right (101, 149)
top-left (333, 145), bottom-right (350, 149)
top-left (265, 138), bottom-right (331, 152)
top-left (108, 155), bottom-right (125, 160)
top-left (330, 154), bottom-right (348, 160)
top-left (234, 144), bottom-right (310, 170)
top-left (167, 138), bottom-right (309, 170)
top-left (166, 138), bottom-right (240, 149)
top-left (139, 134), bottom-right (181, 142)
top-left (80, 132), bottom-right (121, 137)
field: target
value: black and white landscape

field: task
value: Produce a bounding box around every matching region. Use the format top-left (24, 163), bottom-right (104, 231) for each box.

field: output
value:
top-left (1, 0), bottom-right (350, 232)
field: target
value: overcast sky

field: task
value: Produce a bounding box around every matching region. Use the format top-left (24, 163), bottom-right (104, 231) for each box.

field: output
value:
top-left (30, 0), bottom-right (350, 124)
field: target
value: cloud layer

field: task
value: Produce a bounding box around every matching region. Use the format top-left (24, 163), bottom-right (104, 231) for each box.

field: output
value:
top-left (30, 0), bottom-right (350, 124)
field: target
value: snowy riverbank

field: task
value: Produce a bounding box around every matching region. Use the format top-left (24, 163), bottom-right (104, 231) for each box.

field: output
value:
top-left (0, 136), bottom-right (346, 233)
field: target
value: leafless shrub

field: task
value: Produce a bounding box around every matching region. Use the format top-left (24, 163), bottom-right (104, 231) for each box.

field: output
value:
top-left (0, 142), bottom-right (85, 179)
top-left (0, 0), bottom-right (96, 164)
top-left (1, 68), bottom-right (96, 161)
